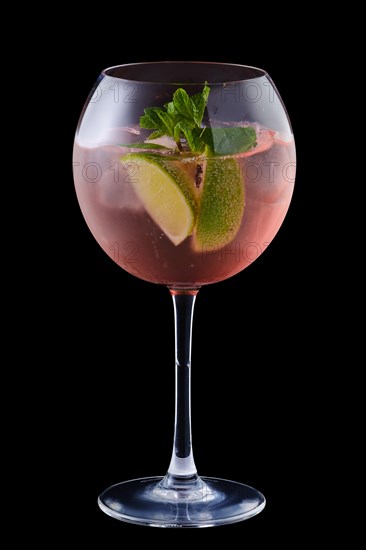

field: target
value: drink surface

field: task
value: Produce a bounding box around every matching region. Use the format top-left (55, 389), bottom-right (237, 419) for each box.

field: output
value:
top-left (73, 125), bottom-right (295, 287)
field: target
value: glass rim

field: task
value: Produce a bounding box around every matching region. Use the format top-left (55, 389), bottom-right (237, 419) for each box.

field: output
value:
top-left (101, 61), bottom-right (268, 85)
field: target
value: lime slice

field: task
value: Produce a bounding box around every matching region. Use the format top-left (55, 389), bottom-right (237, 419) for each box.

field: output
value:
top-left (121, 153), bottom-right (196, 246)
top-left (193, 157), bottom-right (245, 251)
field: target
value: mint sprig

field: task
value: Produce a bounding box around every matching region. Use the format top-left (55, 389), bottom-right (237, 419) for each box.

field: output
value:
top-left (140, 86), bottom-right (210, 153)
top-left (140, 86), bottom-right (256, 156)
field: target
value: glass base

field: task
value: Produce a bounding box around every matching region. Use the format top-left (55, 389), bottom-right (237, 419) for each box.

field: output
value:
top-left (98, 475), bottom-right (265, 528)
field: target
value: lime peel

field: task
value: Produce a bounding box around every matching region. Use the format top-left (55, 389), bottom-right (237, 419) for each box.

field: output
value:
top-left (121, 153), bottom-right (197, 246)
top-left (193, 157), bottom-right (245, 251)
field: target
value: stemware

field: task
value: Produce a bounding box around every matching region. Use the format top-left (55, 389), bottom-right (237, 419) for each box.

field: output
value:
top-left (73, 61), bottom-right (296, 527)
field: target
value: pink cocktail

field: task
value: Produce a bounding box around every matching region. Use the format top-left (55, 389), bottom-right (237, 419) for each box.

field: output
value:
top-left (74, 125), bottom-right (295, 286)
top-left (73, 62), bottom-right (296, 528)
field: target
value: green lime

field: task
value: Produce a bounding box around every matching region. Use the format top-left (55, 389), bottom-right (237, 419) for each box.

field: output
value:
top-left (121, 153), bottom-right (196, 246)
top-left (193, 157), bottom-right (245, 251)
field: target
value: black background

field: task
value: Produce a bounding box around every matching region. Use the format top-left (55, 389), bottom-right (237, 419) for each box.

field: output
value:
top-left (50, 13), bottom-right (315, 544)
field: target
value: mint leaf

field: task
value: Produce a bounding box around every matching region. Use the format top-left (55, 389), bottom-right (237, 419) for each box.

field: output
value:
top-left (191, 85), bottom-right (210, 126)
top-left (120, 142), bottom-right (170, 150)
top-left (175, 124), bottom-right (205, 154)
top-left (157, 110), bottom-right (175, 135)
top-left (202, 127), bottom-right (257, 155)
top-left (140, 108), bottom-right (163, 129)
top-left (140, 107), bottom-right (176, 141)
top-left (147, 130), bottom-right (165, 140)
top-left (165, 101), bottom-right (176, 116)
top-left (173, 121), bottom-right (184, 144)
top-left (186, 129), bottom-right (206, 154)
top-left (173, 119), bottom-right (195, 141)
top-left (173, 88), bottom-right (195, 120)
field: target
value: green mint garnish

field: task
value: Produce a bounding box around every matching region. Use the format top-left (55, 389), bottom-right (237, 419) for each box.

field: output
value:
top-left (140, 85), bottom-right (210, 153)
top-left (120, 142), bottom-right (170, 150)
top-left (139, 86), bottom-right (256, 156)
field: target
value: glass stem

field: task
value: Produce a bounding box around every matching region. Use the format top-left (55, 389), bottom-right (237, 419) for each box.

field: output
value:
top-left (166, 289), bottom-right (199, 483)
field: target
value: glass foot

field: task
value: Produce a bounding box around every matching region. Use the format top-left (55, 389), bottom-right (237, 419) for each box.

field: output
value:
top-left (98, 476), bottom-right (265, 528)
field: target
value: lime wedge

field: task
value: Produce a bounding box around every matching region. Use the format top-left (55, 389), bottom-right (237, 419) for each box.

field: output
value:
top-left (121, 153), bottom-right (196, 246)
top-left (193, 158), bottom-right (244, 251)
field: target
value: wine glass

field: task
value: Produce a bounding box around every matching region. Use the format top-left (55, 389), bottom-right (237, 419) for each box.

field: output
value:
top-left (73, 61), bottom-right (296, 528)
